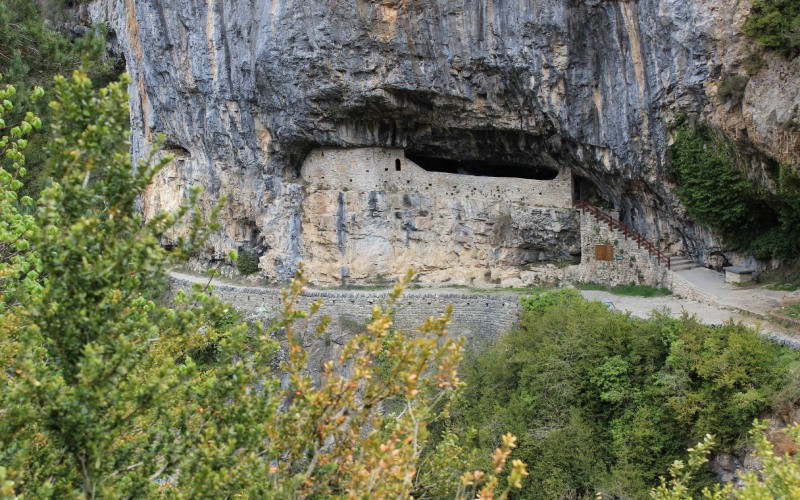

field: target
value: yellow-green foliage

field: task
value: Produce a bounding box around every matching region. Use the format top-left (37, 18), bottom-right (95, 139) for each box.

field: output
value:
top-left (0, 72), bottom-right (528, 498)
top-left (0, 74), bottom-right (44, 309)
top-left (651, 421), bottom-right (800, 499)
top-left (0, 0), bottom-right (116, 197)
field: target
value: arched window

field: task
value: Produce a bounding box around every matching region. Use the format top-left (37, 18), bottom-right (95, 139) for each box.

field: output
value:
top-left (395, 159), bottom-right (401, 171)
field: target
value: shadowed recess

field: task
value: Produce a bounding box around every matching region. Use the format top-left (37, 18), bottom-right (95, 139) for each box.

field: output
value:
top-left (406, 155), bottom-right (559, 180)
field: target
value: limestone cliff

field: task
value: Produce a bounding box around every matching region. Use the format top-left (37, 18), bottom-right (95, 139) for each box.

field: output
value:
top-left (86, 0), bottom-right (800, 282)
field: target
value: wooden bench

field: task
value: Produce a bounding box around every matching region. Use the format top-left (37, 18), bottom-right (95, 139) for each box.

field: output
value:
top-left (723, 266), bottom-right (755, 285)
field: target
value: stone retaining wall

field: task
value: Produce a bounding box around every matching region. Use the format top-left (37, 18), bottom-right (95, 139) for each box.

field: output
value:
top-left (169, 276), bottom-right (521, 349)
top-left (669, 272), bottom-right (719, 304)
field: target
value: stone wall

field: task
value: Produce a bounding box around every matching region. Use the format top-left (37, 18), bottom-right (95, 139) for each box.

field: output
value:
top-left (669, 272), bottom-right (719, 304)
top-left (296, 147), bottom-right (579, 285)
top-left (574, 210), bottom-right (671, 288)
top-left (301, 147), bottom-right (573, 208)
top-left (170, 275), bottom-right (520, 354)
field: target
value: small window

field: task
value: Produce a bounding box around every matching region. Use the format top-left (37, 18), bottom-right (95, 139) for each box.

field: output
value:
top-left (385, 167), bottom-right (389, 171)
top-left (395, 159), bottom-right (401, 171)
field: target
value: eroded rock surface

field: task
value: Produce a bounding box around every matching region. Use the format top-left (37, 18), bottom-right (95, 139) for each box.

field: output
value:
top-left (299, 147), bottom-right (577, 284)
top-left (87, 0), bottom-right (800, 281)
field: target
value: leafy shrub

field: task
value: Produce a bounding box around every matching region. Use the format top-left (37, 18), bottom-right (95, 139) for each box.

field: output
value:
top-left (742, 51), bottom-right (765, 76)
top-left (236, 249), bottom-right (260, 275)
top-left (669, 121), bottom-right (800, 260)
top-left (652, 421), bottom-right (800, 498)
top-left (750, 227), bottom-right (796, 260)
top-left (519, 287), bottom-right (583, 314)
top-left (443, 291), bottom-right (800, 499)
top-left (0, 0), bottom-right (117, 198)
top-left (669, 122), bottom-right (766, 246)
top-left (743, 0), bottom-right (800, 59)
top-left (717, 74), bottom-right (749, 104)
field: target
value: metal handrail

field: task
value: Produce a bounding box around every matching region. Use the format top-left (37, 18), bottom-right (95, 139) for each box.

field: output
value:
top-left (574, 199), bottom-right (670, 270)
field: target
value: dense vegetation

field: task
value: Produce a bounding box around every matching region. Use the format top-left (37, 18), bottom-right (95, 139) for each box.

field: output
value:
top-left (0, 0), bottom-right (115, 196)
top-left (743, 0), bottom-right (800, 59)
top-left (437, 289), bottom-right (800, 499)
top-left (669, 121), bottom-right (800, 260)
top-left (1, 4), bottom-right (799, 499)
top-left (0, 71), bottom-right (528, 498)
top-left (236, 249), bottom-right (260, 275)
top-left (577, 282), bottom-right (672, 297)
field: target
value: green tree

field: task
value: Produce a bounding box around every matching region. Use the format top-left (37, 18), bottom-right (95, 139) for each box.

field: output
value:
top-left (442, 289), bottom-right (800, 499)
top-left (668, 122), bottom-right (767, 246)
top-left (651, 421), bottom-right (800, 499)
top-left (743, 0), bottom-right (800, 59)
top-left (669, 121), bottom-right (800, 260)
top-left (0, 71), bottom-right (527, 498)
top-left (0, 0), bottom-right (115, 197)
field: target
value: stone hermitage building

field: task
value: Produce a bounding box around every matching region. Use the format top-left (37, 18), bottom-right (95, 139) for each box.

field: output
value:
top-left (298, 147), bottom-right (580, 286)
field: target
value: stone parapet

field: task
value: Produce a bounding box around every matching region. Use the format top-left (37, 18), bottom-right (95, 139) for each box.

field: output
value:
top-left (169, 276), bottom-right (521, 350)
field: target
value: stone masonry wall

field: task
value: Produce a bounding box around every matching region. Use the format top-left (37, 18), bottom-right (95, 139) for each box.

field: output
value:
top-left (301, 147), bottom-right (573, 208)
top-left (170, 275), bottom-right (521, 374)
top-left (574, 210), bottom-right (671, 288)
top-left (669, 272), bottom-right (718, 304)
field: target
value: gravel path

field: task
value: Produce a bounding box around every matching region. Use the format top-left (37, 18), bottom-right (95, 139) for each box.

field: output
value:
top-left (674, 267), bottom-right (800, 317)
top-left (579, 289), bottom-right (799, 348)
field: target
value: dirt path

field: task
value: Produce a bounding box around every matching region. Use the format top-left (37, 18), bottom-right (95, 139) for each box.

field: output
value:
top-left (675, 267), bottom-right (800, 317)
top-left (579, 289), bottom-right (799, 347)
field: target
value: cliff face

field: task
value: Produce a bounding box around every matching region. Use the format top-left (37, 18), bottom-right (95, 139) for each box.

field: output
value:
top-left (87, 0), bottom-right (800, 281)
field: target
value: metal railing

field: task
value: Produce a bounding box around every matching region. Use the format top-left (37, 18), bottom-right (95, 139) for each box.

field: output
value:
top-left (574, 199), bottom-right (670, 270)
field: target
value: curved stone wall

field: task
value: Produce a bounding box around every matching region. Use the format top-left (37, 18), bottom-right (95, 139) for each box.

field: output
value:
top-left (169, 275), bottom-right (521, 348)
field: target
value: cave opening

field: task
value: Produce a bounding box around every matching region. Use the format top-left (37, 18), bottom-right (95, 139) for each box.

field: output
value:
top-left (572, 172), bottom-right (604, 205)
top-left (406, 155), bottom-right (559, 180)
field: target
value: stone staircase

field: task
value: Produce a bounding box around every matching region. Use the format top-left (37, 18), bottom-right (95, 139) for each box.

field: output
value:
top-left (574, 200), bottom-right (671, 269)
top-left (668, 254), bottom-right (699, 272)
